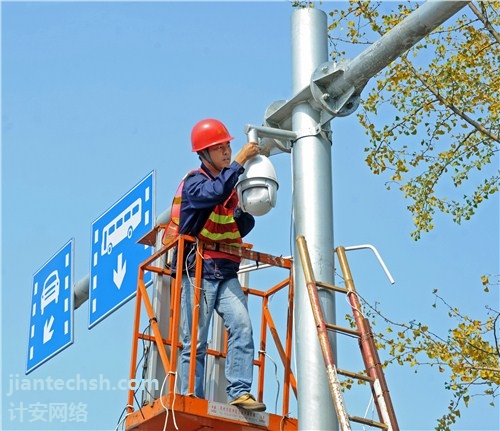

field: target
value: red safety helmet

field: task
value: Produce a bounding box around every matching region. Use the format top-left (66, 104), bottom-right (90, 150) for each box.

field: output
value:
top-left (191, 118), bottom-right (234, 152)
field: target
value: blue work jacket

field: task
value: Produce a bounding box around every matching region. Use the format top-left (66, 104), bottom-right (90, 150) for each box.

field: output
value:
top-left (172, 161), bottom-right (255, 280)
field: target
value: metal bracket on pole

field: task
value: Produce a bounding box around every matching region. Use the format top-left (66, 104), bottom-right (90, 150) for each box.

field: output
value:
top-left (263, 0), bottom-right (470, 136)
top-left (262, 60), bottom-right (361, 134)
top-left (343, 244), bottom-right (395, 285)
top-left (245, 123), bottom-right (298, 142)
top-left (245, 123), bottom-right (297, 156)
top-left (310, 60), bottom-right (361, 119)
top-left (245, 123), bottom-right (326, 156)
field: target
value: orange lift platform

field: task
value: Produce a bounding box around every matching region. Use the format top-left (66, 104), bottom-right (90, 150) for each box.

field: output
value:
top-left (124, 229), bottom-right (298, 431)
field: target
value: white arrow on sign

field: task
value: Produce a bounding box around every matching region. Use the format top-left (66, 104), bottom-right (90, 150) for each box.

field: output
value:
top-left (43, 315), bottom-right (55, 344)
top-left (113, 253), bottom-right (127, 289)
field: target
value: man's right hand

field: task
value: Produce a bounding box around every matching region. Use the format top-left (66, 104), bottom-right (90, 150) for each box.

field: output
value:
top-left (234, 141), bottom-right (260, 166)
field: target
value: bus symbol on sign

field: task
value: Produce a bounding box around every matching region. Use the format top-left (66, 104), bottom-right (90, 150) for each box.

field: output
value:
top-left (101, 198), bottom-right (142, 256)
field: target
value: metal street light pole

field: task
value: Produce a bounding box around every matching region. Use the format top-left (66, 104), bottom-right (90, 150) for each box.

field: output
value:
top-left (290, 8), bottom-right (338, 431)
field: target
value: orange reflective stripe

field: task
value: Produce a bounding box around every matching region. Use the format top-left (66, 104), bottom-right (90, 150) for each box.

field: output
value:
top-left (164, 169), bottom-right (201, 244)
top-left (161, 221), bottom-right (179, 246)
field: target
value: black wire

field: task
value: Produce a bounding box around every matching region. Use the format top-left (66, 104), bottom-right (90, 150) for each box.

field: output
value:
top-left (135, 324), bottom-right (154, 403)
top-left (114, 323), bottom-right (151, 429)
top-left (114, 406), bottom-right (128, 430)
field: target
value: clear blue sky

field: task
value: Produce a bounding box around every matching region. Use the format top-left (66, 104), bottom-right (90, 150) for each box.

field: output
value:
top-left (2, 2), bottom-right (498, 430)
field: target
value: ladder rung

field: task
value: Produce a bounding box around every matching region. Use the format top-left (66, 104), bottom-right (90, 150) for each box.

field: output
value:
top-left (349, 415), bottom-right (389, 430)
top-left (325, 322), bottom-right (360, 337)
top-left (315, 281), bottom-right (349, 294)
top-left (337, 368), bottom-right (374, 383)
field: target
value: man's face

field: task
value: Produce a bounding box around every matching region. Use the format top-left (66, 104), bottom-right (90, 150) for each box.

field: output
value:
top-left (207, 142), bottom-right (232, 171)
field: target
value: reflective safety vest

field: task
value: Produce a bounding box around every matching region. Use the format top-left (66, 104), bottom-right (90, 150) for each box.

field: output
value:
top-left (162, 169), bottom-right (242, 263)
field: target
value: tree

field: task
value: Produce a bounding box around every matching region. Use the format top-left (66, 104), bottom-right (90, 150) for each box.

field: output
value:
top-left (358, 277), bottom-right (499, 431)
top-left (292, 1), bottom-right (499, 429)
top-left (326, 0), bottom-right (499, 240)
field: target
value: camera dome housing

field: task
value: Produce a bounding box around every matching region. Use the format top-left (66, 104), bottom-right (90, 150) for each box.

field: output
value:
top-left (236, 155), bottom-right (279, 216)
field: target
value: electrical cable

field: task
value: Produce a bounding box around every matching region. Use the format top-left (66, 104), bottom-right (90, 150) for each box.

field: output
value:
top-left (159, 372), bottom-right (179, 431)
top-left (185, 240), bottom-right (203, 294)
top-left (169, 372), bottom-right (179, 430)
top-left (345, 290), bottom-right (365, 319)
top-left (159, 375), bottom-right (169, 431)
top-left (361, 394), bottom-right (376, 431)
top-left (114, 312), bottom-right (157, 430)
top-left (288, 146), bottom-right (295, 258)
top-left (113, 404), bottom-right (135, 431)
top-left (259, 349), bottom-right (281, 414)
top-left (137, 323), bottom-right (155, 402)
top-left (185, 240), bottom-right (207, 313)
top-left (129, 324), bottom-right (152, 417)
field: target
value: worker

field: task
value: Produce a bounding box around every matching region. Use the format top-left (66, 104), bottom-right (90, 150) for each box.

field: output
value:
top-left (170, 118), bottom-right (266, 412)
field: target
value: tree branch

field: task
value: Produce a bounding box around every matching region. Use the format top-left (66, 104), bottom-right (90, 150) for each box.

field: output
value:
top-left (469, 2), bottom-right (500, 44)
top-left (400, 56), bottom-right (499, 144)
top-left (358, 0), bottom-right (499, 144)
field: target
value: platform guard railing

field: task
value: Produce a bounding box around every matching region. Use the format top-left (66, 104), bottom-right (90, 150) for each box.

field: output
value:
top-left (126, 228), bottom-right (296, 418)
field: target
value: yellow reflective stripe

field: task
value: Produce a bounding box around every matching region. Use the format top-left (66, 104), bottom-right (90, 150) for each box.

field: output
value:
top-left (208, 212), bottom-right (234, 225)
top-left (199, 228), bottom-right (241, 242)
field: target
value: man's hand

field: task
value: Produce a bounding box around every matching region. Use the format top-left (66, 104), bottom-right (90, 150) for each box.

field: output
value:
top-left (234, 141), bottom-right (260, 166)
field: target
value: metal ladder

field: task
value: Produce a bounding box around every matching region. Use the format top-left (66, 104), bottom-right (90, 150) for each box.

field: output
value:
top-left (296, 235), bottom-right (399, 431)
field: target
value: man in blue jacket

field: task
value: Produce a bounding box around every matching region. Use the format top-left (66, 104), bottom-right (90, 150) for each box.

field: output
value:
top-left (171, 118), bottom-right (266, 412)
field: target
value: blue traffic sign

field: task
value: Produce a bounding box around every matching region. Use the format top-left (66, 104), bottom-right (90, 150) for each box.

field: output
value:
top-left (26, 240), bottom-right (74, 374)
top-left (89, 171), bottom-right (155, 328)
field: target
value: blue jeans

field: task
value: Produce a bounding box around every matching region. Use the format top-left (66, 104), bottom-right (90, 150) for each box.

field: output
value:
top-left (180, 275), bottom-right (255, 402)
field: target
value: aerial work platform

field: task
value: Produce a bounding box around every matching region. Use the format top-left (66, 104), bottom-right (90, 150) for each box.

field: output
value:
top-left (124, 232), bottom-right (296, 431)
